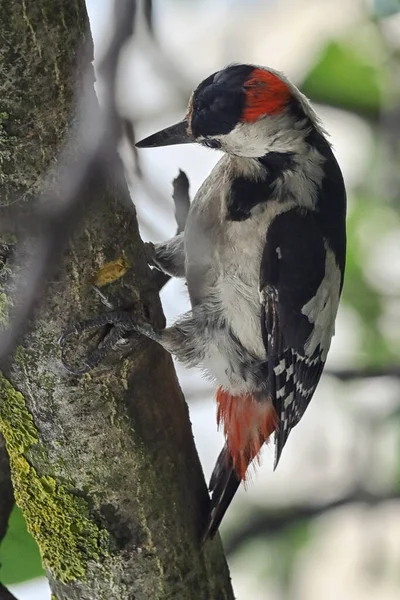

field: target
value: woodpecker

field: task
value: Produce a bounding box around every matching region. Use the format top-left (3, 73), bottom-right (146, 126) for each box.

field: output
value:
top-left (61, 64), bottom-right (346, 540)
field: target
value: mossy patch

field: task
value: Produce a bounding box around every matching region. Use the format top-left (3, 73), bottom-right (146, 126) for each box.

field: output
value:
top-left (0, 375), bottom-right (110, 583)
top-left (0, 111), bottom-right (17, 174)
top-left (0, 291), bottom-right (13, 327)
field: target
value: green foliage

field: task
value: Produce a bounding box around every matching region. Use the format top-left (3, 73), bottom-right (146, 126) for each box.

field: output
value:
top-left (272, 522), bottom-right (311, 591)
top-left (0, 506), bottom-right (44, 585)
top-left (373, 0), bottom-right (400, 18)
top-left (393, 413), bottom-right (400, 488)
top-left (343, 197), bottom-right (400, 365)
top-left (302, 42), bottom-right (382, 116)
top-left (228, 519), bottom-right (312, 594)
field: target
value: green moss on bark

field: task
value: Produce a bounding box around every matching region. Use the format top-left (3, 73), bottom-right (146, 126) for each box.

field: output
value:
top-left (0, 375), bottom-right (111, 583)
top-left (0, 111), bottom-right (17, 183)
top-left (0, 292), bottom-right (12, 327)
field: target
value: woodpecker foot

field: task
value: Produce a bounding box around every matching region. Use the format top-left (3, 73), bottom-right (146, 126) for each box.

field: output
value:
top-left (59, 309), bottom-right (160, 375)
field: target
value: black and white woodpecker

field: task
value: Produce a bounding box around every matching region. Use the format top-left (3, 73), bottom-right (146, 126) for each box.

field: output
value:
top-left (62, 64), bottom-right (346, 540)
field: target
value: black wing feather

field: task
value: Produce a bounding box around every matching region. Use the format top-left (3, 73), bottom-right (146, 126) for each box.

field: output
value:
top-left (260, 208), bottom-right (329, 468)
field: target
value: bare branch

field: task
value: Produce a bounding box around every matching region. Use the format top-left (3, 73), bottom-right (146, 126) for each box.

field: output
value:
top-left (225, 489), bottom-right (400, 555)
top-left (325, 366), bottom-right (400, 381)
top-left (143, 0), bottom-right (154, 37)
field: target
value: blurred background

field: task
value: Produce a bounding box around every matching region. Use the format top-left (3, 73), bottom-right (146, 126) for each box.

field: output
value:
top-left (2, 0), bottom-right (400, 598)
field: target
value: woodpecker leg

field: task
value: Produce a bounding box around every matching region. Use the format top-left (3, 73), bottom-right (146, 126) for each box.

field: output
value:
top-left (59, 310), bottom-right (161, 374)
top-left (59, 323), bottom-right (127, 375)
top-left (59, 308), bottom-right (205, 374)
top-left (146, 232), bottom-right (186, 278)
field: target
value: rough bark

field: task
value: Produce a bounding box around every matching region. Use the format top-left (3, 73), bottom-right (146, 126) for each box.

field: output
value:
top-left (0, 2), bottom-right (234, 599)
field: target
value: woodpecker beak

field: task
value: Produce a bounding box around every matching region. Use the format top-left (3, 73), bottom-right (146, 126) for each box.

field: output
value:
top-left (136, 119), bottom-right (194, 148)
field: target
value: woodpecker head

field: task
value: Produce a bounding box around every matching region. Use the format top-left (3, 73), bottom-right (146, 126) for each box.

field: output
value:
top-left (136, 64), bottom-right (320, 157)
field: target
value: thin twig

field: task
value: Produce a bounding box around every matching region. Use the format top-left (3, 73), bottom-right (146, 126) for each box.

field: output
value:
top-left (225, 489), bottom-right (400, 555)
top-left (325, 366), bottom-right (400, 381)
top-left (143, 0), bottom-right (154, 37)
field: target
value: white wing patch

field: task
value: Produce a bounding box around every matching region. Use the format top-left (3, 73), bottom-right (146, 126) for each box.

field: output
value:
top-left (274, 358), bottom-right (286, 376)
top-left (301, 247), bottom-right (341, 360)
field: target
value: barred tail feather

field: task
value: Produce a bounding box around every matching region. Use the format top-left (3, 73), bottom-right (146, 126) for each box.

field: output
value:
top-left (202, 445), bottom-right (240, 541)
top-left (203, 388), bottom-right (278, 540)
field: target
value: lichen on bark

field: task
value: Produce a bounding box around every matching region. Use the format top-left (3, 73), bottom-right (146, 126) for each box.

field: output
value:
top-left (0, 292), bottom-right (13, 327)
top-left (0, 376), bottom-right (111, 583)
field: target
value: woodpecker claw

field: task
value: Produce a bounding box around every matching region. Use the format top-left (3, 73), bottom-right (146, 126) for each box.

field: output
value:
top-left (59, 309), bottom-right (160, 375)
top-left (59, 310), bottom-right (134, 374)
top-left (60, 356), bottom-right (98, 376)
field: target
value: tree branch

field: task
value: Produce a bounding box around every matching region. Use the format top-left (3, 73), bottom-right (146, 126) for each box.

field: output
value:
top-left (325, 366), bottom-right (400, 381)
top-left (225, 489), bottom-right (400, 556)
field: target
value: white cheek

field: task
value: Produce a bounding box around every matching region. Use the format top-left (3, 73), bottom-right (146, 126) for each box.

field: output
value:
top-left (223, 123), bottom-right (268, 157)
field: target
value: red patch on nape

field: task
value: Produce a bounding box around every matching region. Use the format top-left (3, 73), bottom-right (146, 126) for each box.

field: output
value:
top-left (216, 387), bottom-right (278, 480)
top-left (242, 68), bottom-right (291, 122)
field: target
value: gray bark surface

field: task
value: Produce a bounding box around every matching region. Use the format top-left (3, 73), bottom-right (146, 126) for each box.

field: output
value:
top-left (0, 2), bottom-right (234, 599)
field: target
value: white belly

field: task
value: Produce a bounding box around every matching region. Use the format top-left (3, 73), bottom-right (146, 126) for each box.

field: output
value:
top-left (183, 154), bottom-right (297, 388)
top-left (215, 265), bottom-right (265, 359)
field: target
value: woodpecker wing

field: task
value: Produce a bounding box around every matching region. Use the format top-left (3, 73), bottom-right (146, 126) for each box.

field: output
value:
top-left (260, 207), bottom-right (340, 468)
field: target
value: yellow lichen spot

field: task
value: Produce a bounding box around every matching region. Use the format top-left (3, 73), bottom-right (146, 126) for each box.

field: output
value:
top-left (0, 375), bottom-right (110, 583)
top-left (94, 256), bottom-right (131, 287)
top-left (0, 378), bottom-right (38, 452)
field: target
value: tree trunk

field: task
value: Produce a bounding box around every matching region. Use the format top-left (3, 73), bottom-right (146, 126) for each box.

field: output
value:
top-left (0, 2), bottom-right (234, 599)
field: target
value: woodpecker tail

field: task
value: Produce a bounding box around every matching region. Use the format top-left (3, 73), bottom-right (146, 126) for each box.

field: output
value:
top-left (203, 388), bottom-right (277, 541)
top-left (203, 445), bottom-right (241, 541)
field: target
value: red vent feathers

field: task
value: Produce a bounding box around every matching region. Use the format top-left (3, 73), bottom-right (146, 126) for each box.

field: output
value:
top-left (242, 68), bottom-right (291, 122)
top-left (216, 387), bottom-right (278, 480)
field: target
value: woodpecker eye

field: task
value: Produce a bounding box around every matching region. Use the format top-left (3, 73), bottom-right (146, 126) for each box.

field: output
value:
top-left (203, 138), bottom-right (221, 149)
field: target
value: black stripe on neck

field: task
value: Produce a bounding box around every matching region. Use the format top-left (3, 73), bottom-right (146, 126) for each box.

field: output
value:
top-left (227, 152), bottom-right (295, 221)
top-left (258, 151), bottom-right (296, 173)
